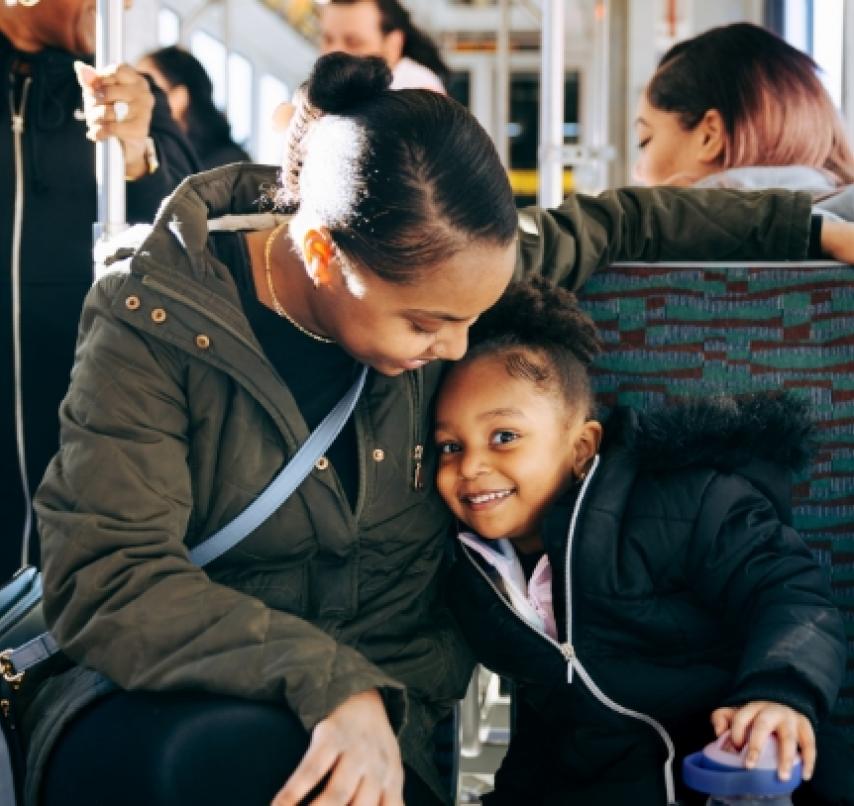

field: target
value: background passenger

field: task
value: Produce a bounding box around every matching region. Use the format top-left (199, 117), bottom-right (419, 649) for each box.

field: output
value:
top-left (318, 0), bottom-right (448, 93)
top-left (634, 22), bottom-right (854, 220)
top-left (437, 278), bottom-right (847, 805)
top-left (0, 0), bottom-right (197, 581)
top-left (27, 51), bottom-right (854, 806)
top-left (138, 45), bottom-right (250, 170)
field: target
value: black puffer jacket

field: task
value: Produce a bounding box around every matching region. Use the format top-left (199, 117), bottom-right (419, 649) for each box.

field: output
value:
top-left (1, 32), bottom-right (198, 579)
top-left (449, 395), bottom-right (846, 806)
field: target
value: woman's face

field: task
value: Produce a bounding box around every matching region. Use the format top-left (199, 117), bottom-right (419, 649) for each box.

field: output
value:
top-left (632, 93), bottom-right (712, 186)
top-left (136, 58), bottom-right (189, 129)
top-left (321, 240), bottom-right (517, 377)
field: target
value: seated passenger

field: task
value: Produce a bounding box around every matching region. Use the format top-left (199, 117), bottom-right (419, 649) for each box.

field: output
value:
top-left (634, 22), bottom-right (854, 221)
top-left (436, 278), bottom-right (849, 805)
top-left (138, 45), bottom-right (250, 170)
top-left (28, 53), bottom-right (854, 806)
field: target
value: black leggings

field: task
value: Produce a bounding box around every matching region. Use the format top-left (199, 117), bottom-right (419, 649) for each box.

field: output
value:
top-left (41, 691), bottom-right (442, 806)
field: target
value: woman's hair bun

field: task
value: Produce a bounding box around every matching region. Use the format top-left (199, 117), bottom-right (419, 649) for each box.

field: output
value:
top-left (307, 52), bottom-right (392, 113)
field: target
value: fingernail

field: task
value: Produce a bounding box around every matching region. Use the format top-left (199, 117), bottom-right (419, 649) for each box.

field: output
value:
top-left (780, 770), bottom-right (790, 781)
top-left (95, 90), bottom-right (106, 102)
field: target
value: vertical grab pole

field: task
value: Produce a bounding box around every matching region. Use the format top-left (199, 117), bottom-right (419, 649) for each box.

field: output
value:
top-left (496, 0), bottom-right (511, 169)
top-left (94, 0), bottom-right (127, 245)
top-left (538, 0), bottom-right (565, 208)
top-left (590, 0), bottom-right (610, 191)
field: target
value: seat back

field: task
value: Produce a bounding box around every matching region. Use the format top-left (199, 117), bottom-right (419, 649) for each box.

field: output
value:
top-left (577, 261), bottom-right (854, 741)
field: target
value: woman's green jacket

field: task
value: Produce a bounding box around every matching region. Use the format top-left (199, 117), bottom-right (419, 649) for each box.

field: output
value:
top-left (28, 163), bottom-right (813, 803)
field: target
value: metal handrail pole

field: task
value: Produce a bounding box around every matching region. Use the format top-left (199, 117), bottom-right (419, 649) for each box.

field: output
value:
top-left (590, 0), bottom-right (610, 190)
top-left (538, 0), bottom-right (565, 208)
top-left (94, 0), bottom-right (127, 244)
top-left (496, 0), bottom-right (511, 169)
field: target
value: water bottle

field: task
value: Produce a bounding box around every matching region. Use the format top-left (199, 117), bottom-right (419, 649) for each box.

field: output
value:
top-left (682, 731), bottom-right (801, 805)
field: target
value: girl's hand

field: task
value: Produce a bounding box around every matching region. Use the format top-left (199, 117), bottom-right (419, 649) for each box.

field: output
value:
top-left (820, 219), bottom-right (854, 264)
top-left (710, 701), bottom-right (815, 782)
top-left (272, 689), bottom-right (404, 806)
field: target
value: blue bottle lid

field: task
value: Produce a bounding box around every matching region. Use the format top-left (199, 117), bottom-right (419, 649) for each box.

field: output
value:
top-left (682, 732), bottom-right (802, 797)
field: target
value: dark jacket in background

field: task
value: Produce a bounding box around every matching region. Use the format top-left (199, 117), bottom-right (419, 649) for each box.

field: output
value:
top-left (449, 395), bottom-right (847, 806)
top-left (0, 31), bottom-right (198, 580)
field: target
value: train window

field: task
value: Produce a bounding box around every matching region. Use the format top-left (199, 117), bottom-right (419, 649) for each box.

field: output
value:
top-left (509, 72), bottom-right (579, 206)
top-left (228, 52), bottom-right (253, 152)
top-left (779, 0), bottom-right (845, 108)
top-left (256, 74), bottom-right (290, 166)
top-left (157, 7), bottom-right (180, 48)
top-left (811, 0), bottom-right (844, 107)
top-left (190, 30), bottom-right (228, 111)
top-left (447, 71), bottom-right (471, 109)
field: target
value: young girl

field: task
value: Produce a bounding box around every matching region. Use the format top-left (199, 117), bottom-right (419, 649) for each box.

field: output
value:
top-left (434, 278), bottom-right (847, 805)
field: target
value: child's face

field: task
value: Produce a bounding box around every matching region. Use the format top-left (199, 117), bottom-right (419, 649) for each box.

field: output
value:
top-left (434, 353), bottom-right (601, 553)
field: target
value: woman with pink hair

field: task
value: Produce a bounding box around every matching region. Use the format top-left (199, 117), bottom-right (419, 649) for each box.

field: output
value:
top-left (633, 22), bottom-right (854, 220)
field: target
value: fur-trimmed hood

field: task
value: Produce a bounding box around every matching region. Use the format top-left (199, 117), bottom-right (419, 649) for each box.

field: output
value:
top-left (603, 392), bottom-right (814, 474)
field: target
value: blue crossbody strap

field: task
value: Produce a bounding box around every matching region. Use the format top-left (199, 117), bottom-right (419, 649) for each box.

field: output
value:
top-left (190, 364), bottom-right (368, 567)
top-left (5, 366), bottom-right (368, 678)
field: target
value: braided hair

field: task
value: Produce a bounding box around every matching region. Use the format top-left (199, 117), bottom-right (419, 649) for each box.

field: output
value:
top-left (463, 277), bottom-right (603, 417)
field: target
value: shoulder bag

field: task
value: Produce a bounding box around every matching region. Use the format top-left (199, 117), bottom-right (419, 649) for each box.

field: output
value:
top-left (0, 365), bottom-right (368, 806)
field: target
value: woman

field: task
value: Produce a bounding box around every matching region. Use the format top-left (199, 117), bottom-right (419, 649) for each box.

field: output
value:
top-left (634, 22), bottom-right (854, 220)
top-left (318, 0), bottom-right (448, 93)
top-left (138, 45), bottom-right (250, 170)
top-left (28, 53), bottom-right (854, 806)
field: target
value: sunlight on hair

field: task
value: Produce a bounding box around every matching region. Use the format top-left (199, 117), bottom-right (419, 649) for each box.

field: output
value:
top-left (295, 115), bottom-right (367, 229)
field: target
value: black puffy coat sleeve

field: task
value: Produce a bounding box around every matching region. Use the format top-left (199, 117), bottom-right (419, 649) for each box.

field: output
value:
top-left (126, 79), bottom-right (199, 224)
top-left (685, 473), bottom-right (846, 725)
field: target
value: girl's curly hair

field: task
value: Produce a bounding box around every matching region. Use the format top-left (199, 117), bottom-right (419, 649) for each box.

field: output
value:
top-left (462, 277), bottom-right (603, 416)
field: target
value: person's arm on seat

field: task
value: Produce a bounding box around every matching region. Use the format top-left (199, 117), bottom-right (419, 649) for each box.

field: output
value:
top-left (516, 188), bottom-right (854, 289)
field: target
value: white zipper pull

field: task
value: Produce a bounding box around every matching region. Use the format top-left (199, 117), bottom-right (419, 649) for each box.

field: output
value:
top-left (560, 642), bottom-right (574, 683)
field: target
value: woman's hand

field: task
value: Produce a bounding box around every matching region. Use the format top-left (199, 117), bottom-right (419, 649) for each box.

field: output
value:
top-left (272, 689), bottom-right (404, 806)
top-left (74, 61), bottom-right (156, 180)
top-left (820, 219), bottom-right (854, 264)
top-left (710, 701), bottom-right (815, 782)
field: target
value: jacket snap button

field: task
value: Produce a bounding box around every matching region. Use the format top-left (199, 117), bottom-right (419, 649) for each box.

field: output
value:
top-left (372, 449), bottom-right (385, 462)
top-left (314, 456), bottom-right (329, 471)
top-left (125, 295), bottom-right (141, 311)
top-left (195, 334), bottom-right (211, 350)
top-left (151, 308), bottom-right (167, 323)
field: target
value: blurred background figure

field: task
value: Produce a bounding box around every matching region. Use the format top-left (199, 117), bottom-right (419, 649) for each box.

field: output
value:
top-left (138, 45), bottom-right (250, 170)
top-left (317, 0), bottom-right (448, 93)
top-left (0, 0), bottom-right (197, 581)
top-left (633, 22), bottom-right (854, 219)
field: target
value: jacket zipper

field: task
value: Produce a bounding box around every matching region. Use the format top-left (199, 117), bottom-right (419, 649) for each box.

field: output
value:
top-left (461, 453), bottom-right (678, 805)
top-left (409, 369), bottom-right (424, 490)
top-left (10, 76), bottom-right (33, 570)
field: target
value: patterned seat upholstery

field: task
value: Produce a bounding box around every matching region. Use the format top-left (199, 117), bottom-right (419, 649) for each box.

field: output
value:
top-left (578, 260), bottom-right (854, 742)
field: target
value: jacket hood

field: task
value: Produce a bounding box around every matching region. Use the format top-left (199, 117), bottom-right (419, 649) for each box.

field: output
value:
top-left (604, 392), bottom-right (814, 474)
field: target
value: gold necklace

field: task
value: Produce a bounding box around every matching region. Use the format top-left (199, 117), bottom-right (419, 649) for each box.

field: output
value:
top-left (263, 222), bottom-right (335, 344)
